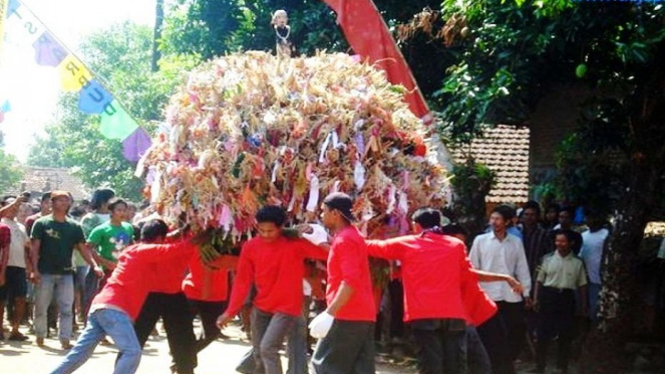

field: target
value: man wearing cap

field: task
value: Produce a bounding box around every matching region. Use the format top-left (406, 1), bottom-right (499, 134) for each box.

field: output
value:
top-left (30, 190), bottom-right (103, 349)
top-left (310, 192), bottom-right (376, 374)
top-left (0, 196), bottom-right (32, 341)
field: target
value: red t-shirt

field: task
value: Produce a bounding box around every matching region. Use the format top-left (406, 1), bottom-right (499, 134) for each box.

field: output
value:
top-left (92, 240), bottom-right (196, 320)
top-left (326, 226), bottom-right (375, 321)
top-left (366, 233), bottom-right (496, 324)
top-left (24, 213), bottom-right (44, 238)
top-left (226, 236), bottom-right (328, 317)
top-left (182, 254), bottom-right (238, 302)
top-left (149, 237), bottom-right (197, 294)
top-left (0, 223), bottom-right (10, 264)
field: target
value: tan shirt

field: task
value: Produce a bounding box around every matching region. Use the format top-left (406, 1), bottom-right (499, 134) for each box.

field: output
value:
top-left (537, 251), bottom-right (587, 290)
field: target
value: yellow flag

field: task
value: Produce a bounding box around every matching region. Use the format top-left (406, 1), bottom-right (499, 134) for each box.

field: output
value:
top-left (58, 54), bottom-right (93, 92)
top-left (0, 0), bottom-right (9, 60)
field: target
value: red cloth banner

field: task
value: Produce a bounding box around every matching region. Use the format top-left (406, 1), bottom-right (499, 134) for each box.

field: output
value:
top-left (321, 0), bottom-right (432, 123)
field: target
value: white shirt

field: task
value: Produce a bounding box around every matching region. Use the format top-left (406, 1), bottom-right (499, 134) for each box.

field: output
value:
top-left (470, 231), bottom-right (532, 302)
top-left (1, 218), bottom-right (29, 268)
top-left (579, 228), bottom-right (609, 284)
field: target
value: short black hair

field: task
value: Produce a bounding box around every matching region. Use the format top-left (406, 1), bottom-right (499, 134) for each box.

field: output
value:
top-left (411, 208), bottom-right (442, 229)
top-left (441, 223), bottom-right (468, 238)
top-left (255, 205), bottom-right (287, 227)
top-left (41, 192), bottom-right (51, 202)
top-left (90, 188), bottom-right (116, 210)
top-left (140, 219), bottom-right (169, 243)
top-left (492, 205), bottom-right (515, 221)
top-left (560, 205), bottom-right (576, 216)
top-left (108, 198), bottom-right (128, 212)
top-left (523, 200), bottom-right (541, 216)
top-left (554, 229), bottom-right (576, 244)
top-left (545, 203), bottom-right (560, 214)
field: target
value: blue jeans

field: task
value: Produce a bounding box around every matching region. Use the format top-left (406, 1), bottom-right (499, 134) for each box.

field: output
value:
top-left (35, 274), bottom-right (74, 340)
top-left (50, 308), bottom-right (141, 374)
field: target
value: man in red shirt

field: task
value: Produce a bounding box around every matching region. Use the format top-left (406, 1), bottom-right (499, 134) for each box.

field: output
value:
top-left (182, 251), bottom-right (238, 352)
top-left (217, 205), bottom-right (328, 374)
top-left (133, 224), bottom-right (199, 374)
top-left (48, 219), bottom-right (197, 374)
top-left (365, 208), bottom-right (521, 374)
top-left (309, 192), bottom-right (376, 374)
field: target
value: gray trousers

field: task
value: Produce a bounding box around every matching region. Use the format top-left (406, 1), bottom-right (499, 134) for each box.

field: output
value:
top-left (311, 320), bottom-right (375, 374)
top-left (251, 308), bottom-right (298, 374)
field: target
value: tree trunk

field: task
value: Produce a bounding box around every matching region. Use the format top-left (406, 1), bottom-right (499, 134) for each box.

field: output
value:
top-left (151, 0), bottom-right (164, 72)
top-left (583, 150), bottom-right (662, 373)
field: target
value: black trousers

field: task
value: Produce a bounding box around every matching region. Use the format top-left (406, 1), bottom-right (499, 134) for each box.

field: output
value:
top-left (388, 279), bottom-right (405, 339)
top-left (134, 292), bottom-right (197, 374)
top-left (411, 318), bottom-right (466, 374)
top-left (497, 301), bottom-right (526, 365)
top-left (536, 287), bottom-right (576, 371)
top-left (188, 299), bottom-right (227, 353)
top-left (477, 311), bottom-right (511, 374)
top-left (311, 320), bottom-right (375, 374)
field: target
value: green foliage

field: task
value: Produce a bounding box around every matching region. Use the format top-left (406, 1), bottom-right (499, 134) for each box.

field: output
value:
top-left (0, 149), bottom-right (23, 194)
top-left (27, 22), bottom-right (192, 202)
top-left (161, 0), bottom-right (348, 58)
top-left (449, 158), bottom-right (495, 237)
top-left (433, 1), bottom-right (665, 142)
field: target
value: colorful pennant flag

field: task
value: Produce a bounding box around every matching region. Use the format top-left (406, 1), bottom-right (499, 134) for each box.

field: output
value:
top-left (78, 79), bottom-right (113, 114)
top-left (123, 127), bottom-right (152, 162)
top-left (100, 100), bottom-right (139, 140)
top-left (321, 0), bottom-right (432, 123)
top-left (1, 0), bottom-right (151, 161)
top-left (58, 54), bottom-right (93, 92)
top-left (0, 99), bottom-right (9, 124)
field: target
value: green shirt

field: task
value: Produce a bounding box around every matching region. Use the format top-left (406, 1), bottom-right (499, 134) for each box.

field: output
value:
top-left (87, 221), bottom-right (134, 268)
top-left (537, 251), bottom-right (587, 290)
top-left (31, 215), bottom-right (85, 275)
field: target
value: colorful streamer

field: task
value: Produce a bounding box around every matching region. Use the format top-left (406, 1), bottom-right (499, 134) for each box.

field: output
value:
top-left (1, 0), bottom-right (151, 161)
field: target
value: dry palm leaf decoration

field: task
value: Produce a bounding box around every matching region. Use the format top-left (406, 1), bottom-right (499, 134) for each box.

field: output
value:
top-left (138, 51), bottom-right (448, 262)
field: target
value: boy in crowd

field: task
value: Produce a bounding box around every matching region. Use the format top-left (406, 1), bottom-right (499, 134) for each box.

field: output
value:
top-left (30, 191), bottom-right (103, 349)
top-left (0, 196), bottom-right (32, 341)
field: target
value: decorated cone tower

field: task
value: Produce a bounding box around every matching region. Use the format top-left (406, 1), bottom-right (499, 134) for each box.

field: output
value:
top-left (137, 10), bottom-right (449, 274)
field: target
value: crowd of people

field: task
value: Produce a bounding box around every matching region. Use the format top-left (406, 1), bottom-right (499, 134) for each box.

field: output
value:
top-left (2, 186), bottom-right (662, 374)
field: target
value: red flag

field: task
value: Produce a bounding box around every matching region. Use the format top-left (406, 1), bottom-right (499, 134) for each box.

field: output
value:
top-left (321, 0), bottom-right (432, 123)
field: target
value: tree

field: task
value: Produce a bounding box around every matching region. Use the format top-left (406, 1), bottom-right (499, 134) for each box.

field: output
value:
top-left (27, 22), bottom-right (194, 201)
top-left (0, 149), bottom-right (23, 194)
top-left (402, 0), bottom-right (664, 369)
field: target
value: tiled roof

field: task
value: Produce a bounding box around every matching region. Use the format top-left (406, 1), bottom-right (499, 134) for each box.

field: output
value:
top-left (6, 166), bottom-right (90, 201)
top-left (451, 125), bottom-right (530, 204)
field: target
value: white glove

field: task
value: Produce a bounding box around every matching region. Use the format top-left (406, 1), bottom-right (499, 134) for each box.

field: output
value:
top-left (302, 224), bottom-right (329, 246)
top-left (308, 311), bottom-right (334, 339)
